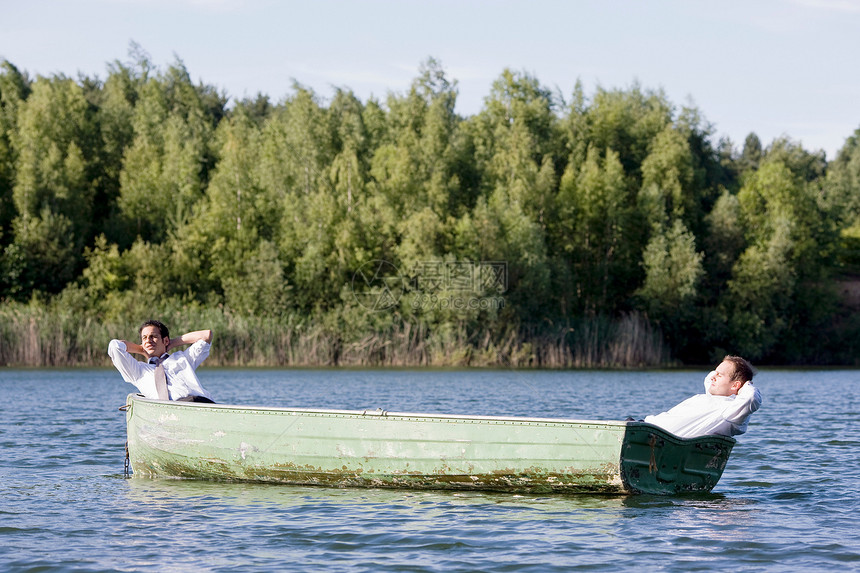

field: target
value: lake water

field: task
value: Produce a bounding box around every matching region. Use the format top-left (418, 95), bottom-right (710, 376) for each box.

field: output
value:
top-left (1, 367), bottom-right (858, 571)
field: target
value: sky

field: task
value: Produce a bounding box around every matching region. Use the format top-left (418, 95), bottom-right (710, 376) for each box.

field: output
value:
top-left (2, 0), bottom-right (859, 159)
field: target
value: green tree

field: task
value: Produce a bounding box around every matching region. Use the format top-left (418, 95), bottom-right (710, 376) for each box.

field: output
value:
top-left (469, 69), bottom-right (560, 225)
top-left (12, 76), bottom-right (96, 234)
top-left (202, 106), bottom-right (268, 244)
top-left (260, 85), bottom-right (339, 310)
top-left (553, 145), bottom-right (636, 315)
top-left (738, 132), bottom-right (762, 175)
top-left (455, 69), bottom-right (562, 324)
top-left (561, 80), bottom-right (589, 177)
top-left (80, 234), bottom-right (129, 302)
top-left (7, 74), bottom-right (99, 294)
top-left (580, 83), bottom-right (673, 181)
top-left (676, 104), bottom-right (731, 224)
top-left (0, 61), bottom-right (30, 249)
top-left (638, 125), bottom-right (697, 229)
top-left (95, 57), bottom-right (143, 246)
top-left (702, 189), bottom-right (746, 290)
top-left (233, 93), bottom-right (273, 127)
top-left (219, 239), bottom-right (290, 316)
top-left (726, 158), bottom-right (836, 360)
top-left (371, 59), bottom-right (469, 223)
top-left (453, 187), bottom-right (550, 325)
top-left (329, 88), bottom-right (369, 215)
top-left (825, 127), bottom-right (860, 221)
top-left (117, 59), bottom-right (217, 241)
top-left (765, 136), bottom-right (826, 183)
top-left (636, 218), bottom-right (705, 352)
top-left (725, 218), bottom-right (795, 359)
top-left (5, 207), bottom-right (78, 294)
top-left (369, 59), bottom-right (474, 300)
top-left (738, 159), bottom-right (830, 268)
top-left (715, 136), bottom-right (741, 192)
top-left (184, 105), bottom-right (270, 304)
top-left (824, 127), bottom-right (860, 269)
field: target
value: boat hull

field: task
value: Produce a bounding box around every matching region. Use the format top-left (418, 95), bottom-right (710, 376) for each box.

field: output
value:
top-left (124, 394), bottom-right (734, 495)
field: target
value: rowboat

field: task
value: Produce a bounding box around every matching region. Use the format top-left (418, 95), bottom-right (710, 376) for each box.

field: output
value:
top-left (123, 394), bottom-right (735, 495)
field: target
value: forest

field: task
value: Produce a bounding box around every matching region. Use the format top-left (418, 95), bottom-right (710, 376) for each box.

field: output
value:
top-left (1, 47), bottom-right (859, 368)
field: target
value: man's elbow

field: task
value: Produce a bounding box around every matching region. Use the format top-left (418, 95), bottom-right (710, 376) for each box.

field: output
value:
top-left (203, 329), bottom-right (213, 344)
top-left (749, 387), bottom-right (763, 412)
top-left (108, 339), bottom-right (124, 356)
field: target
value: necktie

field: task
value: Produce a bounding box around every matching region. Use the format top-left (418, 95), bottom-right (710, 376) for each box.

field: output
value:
top-left (153, 355), bottom-right (169, 400)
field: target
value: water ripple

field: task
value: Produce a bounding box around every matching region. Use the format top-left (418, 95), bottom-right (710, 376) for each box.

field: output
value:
top-left (1, 368), bottom-right (859, 571)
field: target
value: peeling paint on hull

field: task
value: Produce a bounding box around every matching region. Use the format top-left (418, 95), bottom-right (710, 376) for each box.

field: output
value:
top-left (125, 394), bottom-right (734, 495)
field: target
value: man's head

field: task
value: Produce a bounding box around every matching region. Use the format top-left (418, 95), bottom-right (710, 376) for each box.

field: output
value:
top-left (138, 319), bottom-right (170, 359)
top-left (709, 355), bottom-right (755, 396)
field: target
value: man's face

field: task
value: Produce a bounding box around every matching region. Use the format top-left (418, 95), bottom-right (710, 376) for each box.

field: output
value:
top-left (140, 325), bottom-right (168, 358)
top-left (709, 360), bottom-right (742, 396)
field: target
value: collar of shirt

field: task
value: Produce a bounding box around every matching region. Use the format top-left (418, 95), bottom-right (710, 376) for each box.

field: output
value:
top-left (148, 353), bottom-right (169, 364)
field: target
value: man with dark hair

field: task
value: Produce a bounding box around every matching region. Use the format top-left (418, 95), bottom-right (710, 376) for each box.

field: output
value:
top-left (644, 355), bottom-right (762, 438)
top-left (108, 320), bottom-right (215, 403)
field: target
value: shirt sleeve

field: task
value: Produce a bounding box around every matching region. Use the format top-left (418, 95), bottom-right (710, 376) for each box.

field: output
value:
top-left (184, 340), bottom-right (211, 370)
top-left (721, 383), bottom-right (763, 425)
top-left (107, 339), bottom-right (146, 384)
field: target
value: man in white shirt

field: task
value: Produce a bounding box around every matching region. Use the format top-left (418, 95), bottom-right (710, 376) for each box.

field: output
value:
top-left (108, 319), bottom-right (215, 403)
top-left (644, 355), bottom-right (762, 438)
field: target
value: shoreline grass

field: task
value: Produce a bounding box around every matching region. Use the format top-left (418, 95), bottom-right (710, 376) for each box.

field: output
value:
top-left (0, 302), bottom-right (670, 369)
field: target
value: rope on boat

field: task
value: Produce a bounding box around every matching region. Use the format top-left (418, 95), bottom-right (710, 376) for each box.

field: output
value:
top-left (648, 434), bottom-right (658, 473)
top-left (118, 404), bottom-right (130, 478)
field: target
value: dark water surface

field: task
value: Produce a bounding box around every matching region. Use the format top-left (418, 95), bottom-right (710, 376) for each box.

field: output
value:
top-left (1, 367), bottom-right (858, 571)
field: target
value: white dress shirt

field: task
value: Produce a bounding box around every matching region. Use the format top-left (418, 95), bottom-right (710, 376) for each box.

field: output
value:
top-left (644, 374), bottom-right (762, 438)
top-left (108, 339), bottom-right (213, 401)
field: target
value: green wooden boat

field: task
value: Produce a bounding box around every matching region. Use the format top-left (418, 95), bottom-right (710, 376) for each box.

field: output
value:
top-left (123, 394), bottom-right (735, 495)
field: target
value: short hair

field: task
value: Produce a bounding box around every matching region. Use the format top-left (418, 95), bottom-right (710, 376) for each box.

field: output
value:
top-left (724, 355), bottom-right (754, 383)
top-left (139, 319), bottom-right (169, 340)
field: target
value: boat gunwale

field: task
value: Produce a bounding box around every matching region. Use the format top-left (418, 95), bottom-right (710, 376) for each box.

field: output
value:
top-left (126, 393), bottom-right (630, 428)
top-left (125, 395), bottom-right (737, 447)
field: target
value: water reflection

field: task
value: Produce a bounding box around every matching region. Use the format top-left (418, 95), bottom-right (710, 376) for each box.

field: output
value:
top-left (123, 476), bottom-right (630, 516)
top-left (118, 477), bottom-right (639, 570)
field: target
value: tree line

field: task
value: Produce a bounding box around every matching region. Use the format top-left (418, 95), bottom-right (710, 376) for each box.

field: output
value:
top-left (1, 47), bottom-right (859, 367)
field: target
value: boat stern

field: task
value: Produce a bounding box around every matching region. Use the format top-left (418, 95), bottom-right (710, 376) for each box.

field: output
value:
top-left (619, 422), bottom-right (735, 495)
